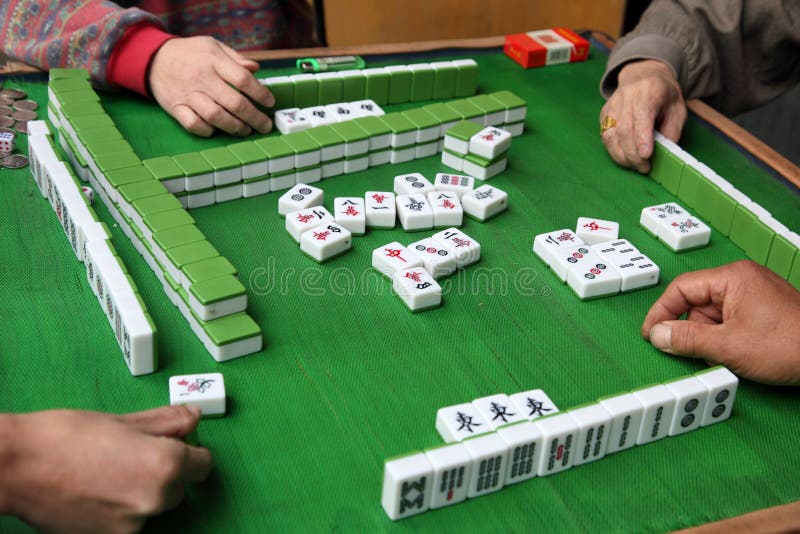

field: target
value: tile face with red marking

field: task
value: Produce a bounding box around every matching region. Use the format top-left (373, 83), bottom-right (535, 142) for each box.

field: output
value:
top-left (169, 373), bottom-right (225, 417)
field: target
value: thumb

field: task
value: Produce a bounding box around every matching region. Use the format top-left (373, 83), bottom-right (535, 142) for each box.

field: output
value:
top-left (122, 405), bottom-right (202, 438)
top-left (648, 321), bottom-right (727, 361)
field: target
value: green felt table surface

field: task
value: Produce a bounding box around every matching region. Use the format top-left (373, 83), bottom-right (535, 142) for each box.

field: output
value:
top-left (1, 45), bottom-right (800, 533)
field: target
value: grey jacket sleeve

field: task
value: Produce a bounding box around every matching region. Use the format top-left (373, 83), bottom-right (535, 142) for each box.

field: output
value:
top-left (600, 0), bottom-right (800, 116)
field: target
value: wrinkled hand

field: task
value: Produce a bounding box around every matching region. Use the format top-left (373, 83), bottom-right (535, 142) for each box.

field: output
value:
top-left (642, 261), bottom-right (800, 385)
top-left (149, 36), bottom-right (274, 137)
top-left (600, 59), bottom-right (687, 173)
top-left (1, 405), bottom-right (212, 534)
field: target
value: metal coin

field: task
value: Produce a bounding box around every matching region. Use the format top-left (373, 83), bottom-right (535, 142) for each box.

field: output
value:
top-left (14, 121), bottom-right (27, 134)
top-left (12, 99), bottom-right (38, 111)
top-left (0, 116), bottom-right (15, 129)
top-left (0, 88), bottom-right (26, 100)
top-left (0, 127), bottom-right (15, 135)
top-left (0, 105), bottom-right (12, 116)
top-left (1, 154), bottom-right (29, 168)
top-left (11, 109), bottom-right (37, 122)
top-left (0, 150), bottom-right (12, 158)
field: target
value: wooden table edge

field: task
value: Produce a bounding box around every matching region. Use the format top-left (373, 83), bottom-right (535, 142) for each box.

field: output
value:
top-left (2, 32), bottom-right (798, 532)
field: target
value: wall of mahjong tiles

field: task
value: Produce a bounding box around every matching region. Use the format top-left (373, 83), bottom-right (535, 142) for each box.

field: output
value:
top-left (2, 46), bottom-right (800, 533)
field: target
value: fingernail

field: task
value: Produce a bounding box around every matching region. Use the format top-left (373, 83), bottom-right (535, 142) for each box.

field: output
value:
top-left (186, 405), bottom-right (202, 418)
top-left (650, 323), bottom-right (673, 352)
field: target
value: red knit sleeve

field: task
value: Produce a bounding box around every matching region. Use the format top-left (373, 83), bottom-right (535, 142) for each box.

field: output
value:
top-left (106, 23), bottom-right (176, 97)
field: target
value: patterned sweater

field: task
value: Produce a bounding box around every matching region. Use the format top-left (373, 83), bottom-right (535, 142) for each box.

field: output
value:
top-left (0, 0), bottom-right (314, 95)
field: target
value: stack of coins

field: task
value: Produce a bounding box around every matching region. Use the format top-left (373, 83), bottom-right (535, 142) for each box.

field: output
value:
top-left (0, 87), bottom-right (33, 168)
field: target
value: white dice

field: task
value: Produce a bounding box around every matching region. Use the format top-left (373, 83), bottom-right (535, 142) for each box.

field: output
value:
top-left (169, 373), bottom-right (226, 417)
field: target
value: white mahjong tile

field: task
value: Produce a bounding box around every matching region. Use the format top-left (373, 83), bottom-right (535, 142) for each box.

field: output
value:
top-left (593, 241), bottom-right (660, 292)
top-left (472, 393), bottom-right (526, 430)
top-left (169, 372), bottom-right (225, 416)
top-left (424, 442), bottom-right (472, 509)
top-left (640, 202), bottom-right (689, 236)
top-left (436, 402), bottom-right (490, 442)
top-left (431, 227), bottom-right (480, 268)
top-left (372, 242), bottom-right (422, 278)
top-left (321, 159), bottom-right (344, 179)
top-left (695, 366), bottom-right (738, 427)
top-left (632, 384), bottom-right (677, 445)
top-left (285, 206), bottom-right (333, 242)
top-left (350, 98), bottom-right (384, 117)
top-left (369, 149), bottom-right (391, 167)
top-left (407, 237), bottom-right (457, 279)
top-left (427, 191), bottom-right (463, 228)
top-left (462, 184), bottom-right (507, 222)
top-left (415, 141), bottom-right (438, 159)
top-left (658, 215), bottom-right (711, 251)
top-left (299, 222), bottom-right (352, 262)
top-left (495, 421), bottom-right (543, 485)
top-left (568, 403), bottom-right (613, 466)
top-left (462, 156), bottom-right (507, 181)
top-left (576, 217), bottom-right (619, 245)
top-left (393, 267), bottom-right (441, 312)
top-left (565, 249), bottom-right (622, 299)
top-left (504, 121), bottom-right (524, 137)
top-left (509, 389), bottom-right (559, 421)
top-left (461, 433), bottom-right (509, 498)
top-left (381, 452), bottom-right (433, 520)
top-left (275, 108), bottom-right (311, 134)
top-left (390, 146), bottom-right (416, 164)
top-left (396, 194), bottom-right (434, 231)
top-left (664, 376), bottom-right (708, 436)
top-left (549, 244), bottom-right (592, 283)
top-left (441, 150), bottom-right (464, 172)
top-left (365, 191), bottom-right (396, 228)
top-left (434, 173), bottom-right (474, 199)
top-left (598, 393), bottom-right (644, 454)
top-left (325, 102), bottom-right (355, 122)
top-left (394, 172), bottom-right (435, 195)
top-left (333, 196), bottom-right (366, 235)
top-left (532, 229), bottom-right (585, 267)
top-left (469, 126), bottom-right (512, 160)
top-left (278, 183), bottom-right (324, 217)
top-left (533, 413), bottom-right (579, 476)
top-left (302, 106), bottom-right (337, 127)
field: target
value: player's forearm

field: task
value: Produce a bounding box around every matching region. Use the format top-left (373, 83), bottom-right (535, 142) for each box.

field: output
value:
top-left (0, 413), bottom-right (20, 516)
top-left (601, 0), bottom-right (800, 115)
top-left (0, 0), bottom-right (163, 89)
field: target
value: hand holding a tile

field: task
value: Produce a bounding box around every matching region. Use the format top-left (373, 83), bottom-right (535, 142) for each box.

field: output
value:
top-left (642, 260), bottom-right (800, 385)
top-left (149, 36), bottom-right (275, 137)
top-left (0, 405), bottom-right (212, 533)
top-left (600, 59), bottom-right (687, 174)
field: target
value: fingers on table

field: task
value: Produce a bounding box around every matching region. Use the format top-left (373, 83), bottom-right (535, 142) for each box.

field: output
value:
top-left (641, 269), bottom-right (723, 337)
top-left (171, 104), bottom-right (214, 137)
top-left (122, 404), bottom-right (202, 438)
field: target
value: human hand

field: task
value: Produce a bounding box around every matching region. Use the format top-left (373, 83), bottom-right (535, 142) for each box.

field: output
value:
top-left (642, 260), bottom-right (800, 385)
top-left (600, 59), bottom-right (687, 173)
top-left (1, 405), bottom-right (212, 534)
top-left (149, 36), bottom-right (275, 137)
